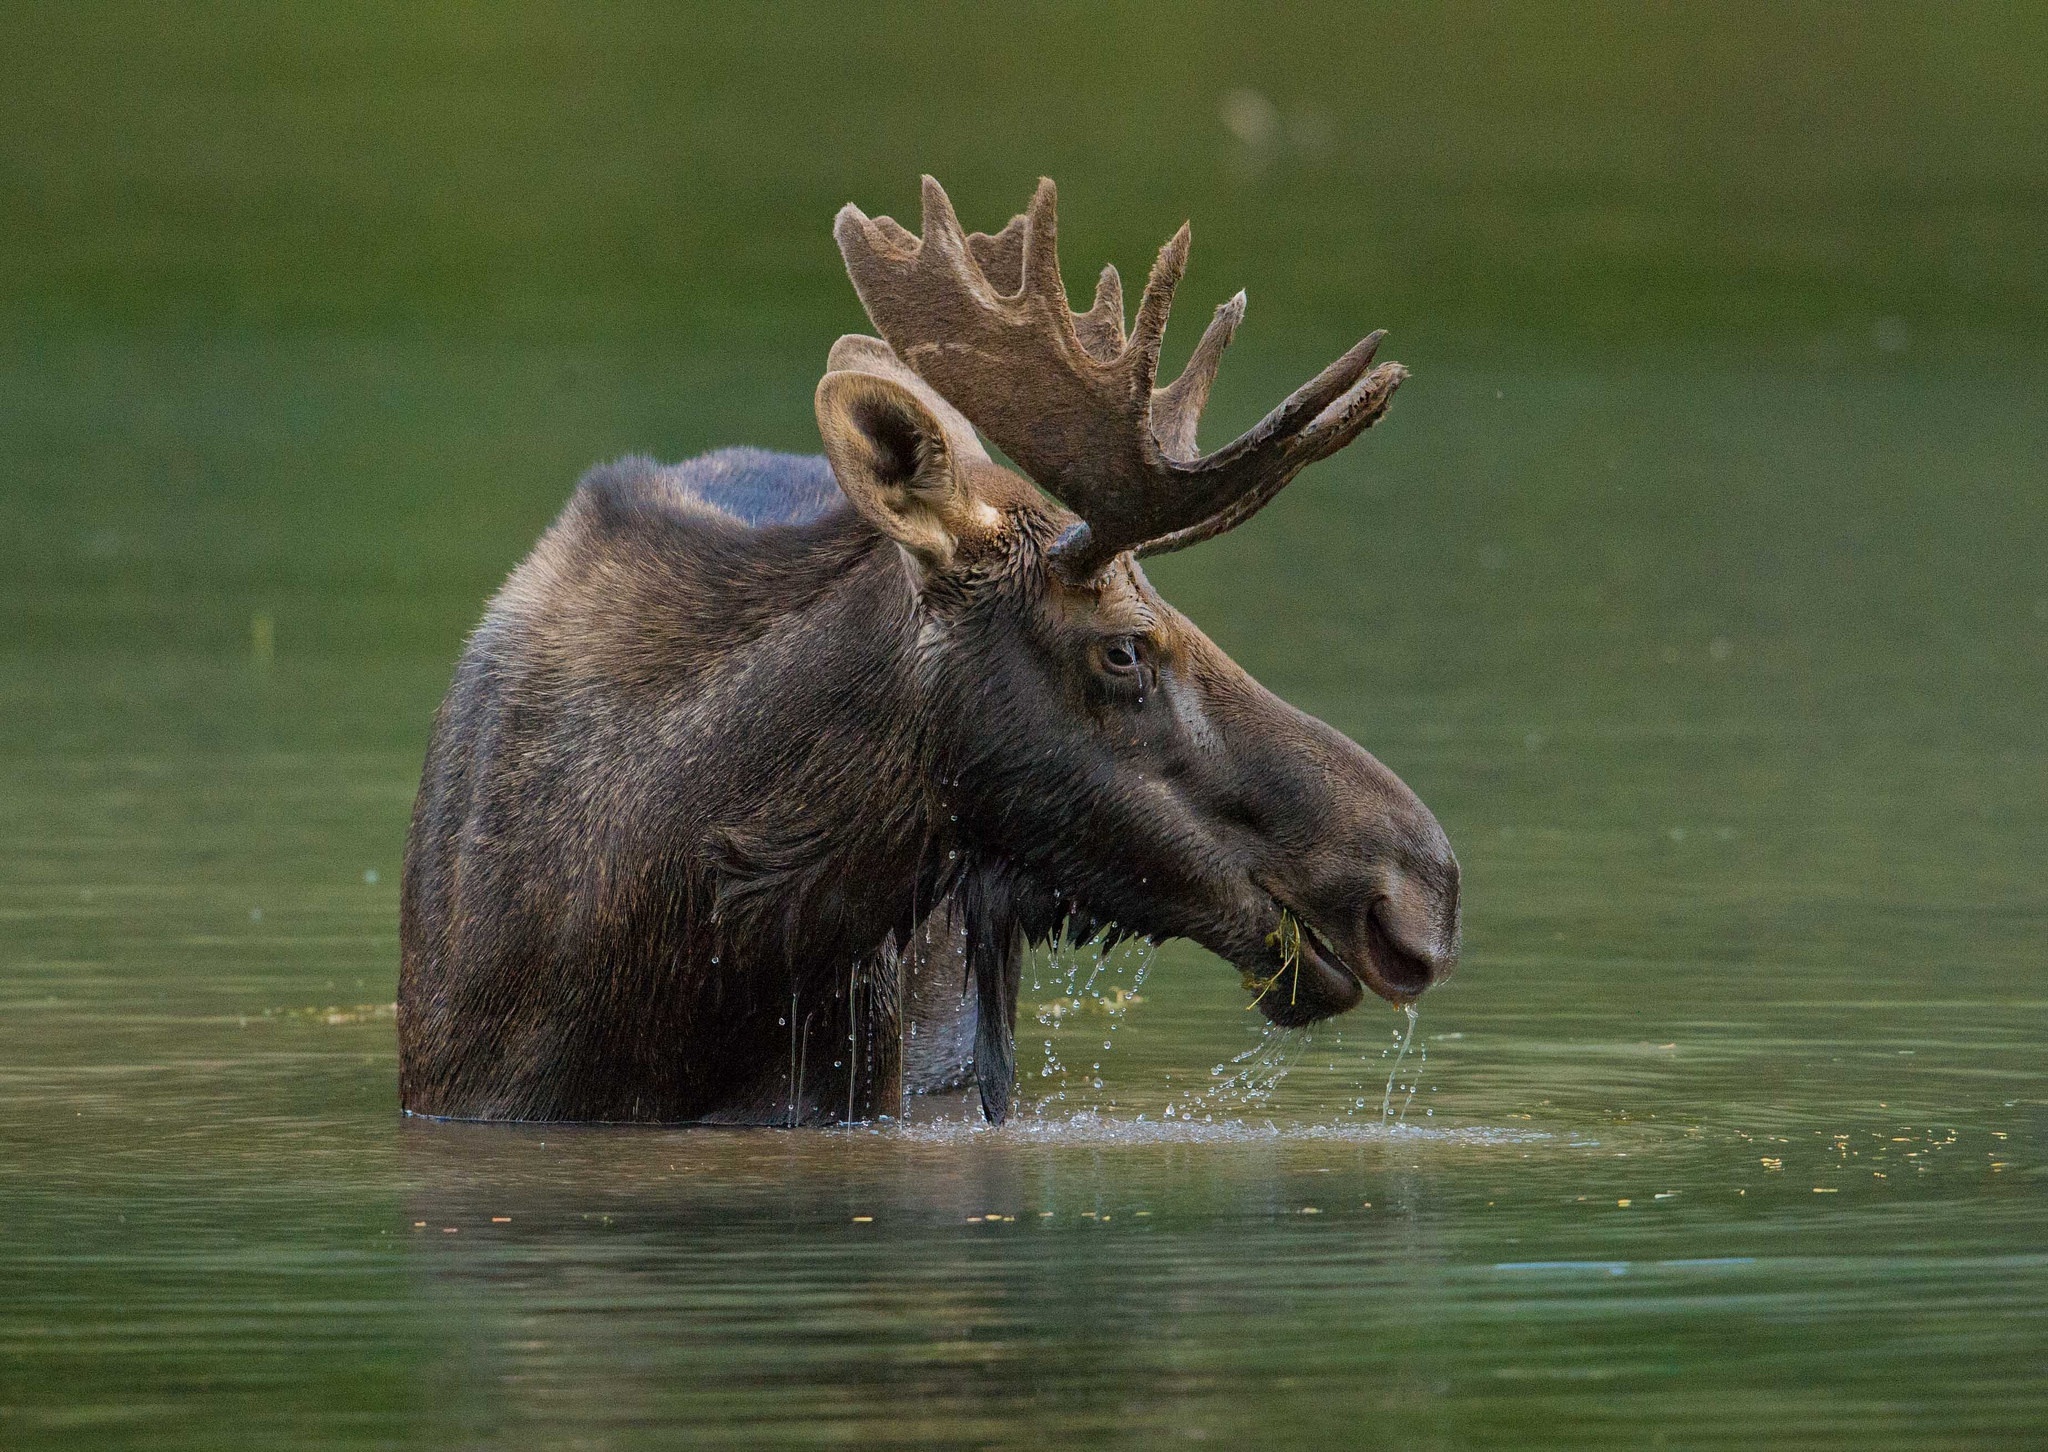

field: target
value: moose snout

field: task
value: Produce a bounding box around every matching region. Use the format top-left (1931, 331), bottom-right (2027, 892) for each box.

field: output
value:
top-left (1294, 798), bottom-right (1461, 1008)
top-left (1259, 832), bottom-right (1460, 1026)
top-left (1363, 849), bottom-right (1462, 998)
top-left (1317, 738), bottom-right (1462, 1002)
top-left (1237, 707), bottom-right (1463, 1013)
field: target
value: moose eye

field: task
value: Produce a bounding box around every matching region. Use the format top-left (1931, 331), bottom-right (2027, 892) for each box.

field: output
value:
top-left (1100, 638), bottom-right (1142, 675)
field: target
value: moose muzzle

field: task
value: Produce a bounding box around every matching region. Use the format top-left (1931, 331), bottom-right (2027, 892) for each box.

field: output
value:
top-left (1233, 698), bottom-right (1462, 1026)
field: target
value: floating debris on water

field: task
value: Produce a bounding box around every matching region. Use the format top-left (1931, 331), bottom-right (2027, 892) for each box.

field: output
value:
top-left (1034, 986), bottom-right (1145, 1023)
top-left (262, 1002), bottom-right (397, 1026)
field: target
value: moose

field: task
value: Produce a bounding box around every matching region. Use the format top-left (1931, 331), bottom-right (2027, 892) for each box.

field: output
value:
top-left (398, 177), bottom-right (1460, 1126)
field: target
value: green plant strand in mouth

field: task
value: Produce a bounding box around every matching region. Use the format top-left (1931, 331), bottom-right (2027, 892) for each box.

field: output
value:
top-left (1243, 908), bottom-right (1306, 1010)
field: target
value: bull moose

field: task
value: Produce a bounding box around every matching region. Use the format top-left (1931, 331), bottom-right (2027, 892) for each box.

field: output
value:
top-left (397, 177), bottom-right (1460, 1126)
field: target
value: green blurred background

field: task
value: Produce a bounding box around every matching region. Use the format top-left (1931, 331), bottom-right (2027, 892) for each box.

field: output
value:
top-left (8, 0), bottom-right (2048, 674)
top-left (2, 4), bottom-right (2044, 1449)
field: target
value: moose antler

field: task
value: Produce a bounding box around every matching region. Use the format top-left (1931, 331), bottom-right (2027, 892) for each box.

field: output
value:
top-left (834, 176), bottom-right (1407, 579)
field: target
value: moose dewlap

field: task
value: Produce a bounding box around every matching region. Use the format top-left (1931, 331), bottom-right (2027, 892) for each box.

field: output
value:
top-left (396, 177), bottom-right (1461, 1128)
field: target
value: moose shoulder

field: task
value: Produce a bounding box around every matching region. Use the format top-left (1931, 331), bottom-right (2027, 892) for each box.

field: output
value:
top-left (397, 178), bottom-right (1460, 1126)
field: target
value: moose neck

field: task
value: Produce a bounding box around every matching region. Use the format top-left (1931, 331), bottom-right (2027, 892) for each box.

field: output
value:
top-left (689, 515), bottom-right (958, 975)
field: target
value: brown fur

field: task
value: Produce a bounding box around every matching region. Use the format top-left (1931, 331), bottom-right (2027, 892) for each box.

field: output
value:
top-left (398, 181), bottom-right (1461, 1127)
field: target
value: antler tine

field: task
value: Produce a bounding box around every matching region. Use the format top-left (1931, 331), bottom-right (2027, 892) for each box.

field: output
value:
top-left (1018, 177), bottom-right (1066, 314)
top-left (967, 214), bottom-right (1027, 296)
top-left (1127, 224), bottom-right (1189, 389)
top-left (1301, 355), bottom-right (1409, 461)
top-left (869, 215), bottom-right (920, 254)
top-left (917, 171), bottom-right (987, 290)
top-left (918, 175), bottom-right (973, 267)
top-left (1074, 265), bottom-right (1126, 362)
top-left (1050, 324), bottom-right (1402, 575)
top-left (1018, 178), bottom-right (1124, 359)
top-left (1151, 290), bottom-right (1245, 461)
top-left (1138, 358), bottom-right (1407, 558)
top-left (1242, 329), bottom-right (1388, 454)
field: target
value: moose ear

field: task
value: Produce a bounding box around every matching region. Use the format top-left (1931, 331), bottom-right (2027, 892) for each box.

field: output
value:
top-left (816, 370), bottom-right (992, 572)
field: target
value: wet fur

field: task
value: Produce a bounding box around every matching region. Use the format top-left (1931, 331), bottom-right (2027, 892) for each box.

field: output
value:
top-left (400, 448), bottom-right (986, 1124)
top-left (400, 177), bottom-right (1459, 1128)
top-left (400, 417), bottom-right (1460, 1124)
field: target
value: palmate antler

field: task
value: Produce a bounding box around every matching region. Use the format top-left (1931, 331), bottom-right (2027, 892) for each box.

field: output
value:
top-left (834, 176), bottom-right (1407, 579)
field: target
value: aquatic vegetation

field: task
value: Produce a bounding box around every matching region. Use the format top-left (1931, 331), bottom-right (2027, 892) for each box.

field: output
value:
top-left (1244, 908), bottom-right (1306, 1010)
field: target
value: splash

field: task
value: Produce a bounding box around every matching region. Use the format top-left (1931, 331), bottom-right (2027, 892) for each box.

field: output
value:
top-left (1016, 942), bottom-right (1446, 1136)
top-left (1031, 936), bottom-right (1156, 1110)
top-left (1163, 1024), bottom-right (1306, 1124)
top-left (885, 1107), bottom-right (1545, 1147)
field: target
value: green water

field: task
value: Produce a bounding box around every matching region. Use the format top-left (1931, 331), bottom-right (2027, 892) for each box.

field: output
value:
top-left (3, 5), bottom-right (2044, 1448)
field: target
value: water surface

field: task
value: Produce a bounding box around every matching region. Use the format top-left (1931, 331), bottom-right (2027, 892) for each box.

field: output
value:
top-left (3, 5), bottom-right (2045, 1448)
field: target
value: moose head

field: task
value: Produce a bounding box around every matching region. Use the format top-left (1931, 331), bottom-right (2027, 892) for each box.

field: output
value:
top-left (821, 178), bottom-right (1459, 1061)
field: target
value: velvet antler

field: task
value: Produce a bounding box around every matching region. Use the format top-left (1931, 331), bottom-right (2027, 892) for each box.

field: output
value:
top-left (834, 176), bottom-right (1406, 579)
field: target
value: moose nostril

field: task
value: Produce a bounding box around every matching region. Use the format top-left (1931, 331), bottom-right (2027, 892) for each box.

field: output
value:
top-left (1365, 906), bottom-right (1441, 994)
top-left (1374, 858), bottom-right (1461, 980)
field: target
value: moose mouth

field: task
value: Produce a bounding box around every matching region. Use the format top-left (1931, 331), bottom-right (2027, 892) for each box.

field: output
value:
top-left (1247, 896), bottom-right (1435, 1028)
